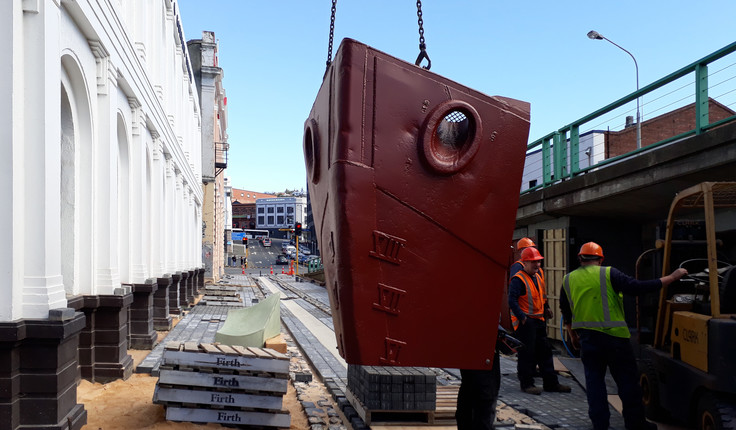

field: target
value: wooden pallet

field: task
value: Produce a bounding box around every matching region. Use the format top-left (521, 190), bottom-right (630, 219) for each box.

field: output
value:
top-left (161, 342), bottom-right (289, 377)
top-left (201, 290), bottom-right (240, 297)
top-left (433, 385), bottom-right (460, 423)
top-left (154, 386), bottom-right (284, 410)
top-left (201, 295), bottom-right (242, 302)
top-left (204, 286), bottom-right (240, 292)
top-left (166, 406), bottom-right (290, 428)
top-left (345, 385), bottom-right (459, 426)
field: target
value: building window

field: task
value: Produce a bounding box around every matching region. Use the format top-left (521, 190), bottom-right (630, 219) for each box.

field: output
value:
top-left (267, 207), bottom-right (274, 213)
top-left (258, 216), bottom-right (264, 225)
top-left (257, 207), bottom-right (264, 214)
top-left (287, 207), bottom-right (294, 213)
top-left (247, 194), bottom-right (250, 198)
top-left (277, 215), bottom-right (284, 224)
top-left (267, 216), bottom-right (274, 225)
top-left (529, 179), bottom-right (538, 188)
top-left (277, 206), bottom-right (284, 213)
top-left (240, 193), bottom-right (244, 197)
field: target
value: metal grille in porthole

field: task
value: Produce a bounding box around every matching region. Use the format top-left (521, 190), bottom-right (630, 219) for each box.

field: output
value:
top-left (437, 110), bottom-right (470, 150)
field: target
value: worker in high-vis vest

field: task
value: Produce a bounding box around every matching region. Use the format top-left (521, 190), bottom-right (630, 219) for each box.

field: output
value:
top-left (509, 247), bottom-right (571, 395)
top-left (560, 242), bottom-right (687, 430)
top-left (509, 237), bottom-right (537, 279)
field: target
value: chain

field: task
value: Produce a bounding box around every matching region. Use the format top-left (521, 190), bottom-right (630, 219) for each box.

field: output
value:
top-left (325, 0), bottom-right (337, 72)
top-left (414, 0), bottom-right (431, 70)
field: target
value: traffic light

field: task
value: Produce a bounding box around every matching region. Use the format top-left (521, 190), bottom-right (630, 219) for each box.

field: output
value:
top-left (243, 237), bottom-right (248, 247)
top-left (295, 222), bottom-right (302, 236)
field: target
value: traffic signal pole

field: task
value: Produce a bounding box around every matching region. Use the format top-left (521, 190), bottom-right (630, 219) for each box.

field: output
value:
top-left (295, 235), bottom-right (299, 276)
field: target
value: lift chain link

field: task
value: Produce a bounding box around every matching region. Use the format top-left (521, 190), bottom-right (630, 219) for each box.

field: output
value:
top-left (414, 0), bottom-right (431, 70)
top-left (325, 0), bottom-right (337, 73)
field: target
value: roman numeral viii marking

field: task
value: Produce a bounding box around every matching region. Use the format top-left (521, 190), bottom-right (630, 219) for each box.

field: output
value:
top-left (369, 230), bottom-right (406, 264)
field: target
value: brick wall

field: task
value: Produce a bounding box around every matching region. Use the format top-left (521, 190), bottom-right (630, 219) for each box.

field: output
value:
top-left (606, 99), bottom-right (735, 157)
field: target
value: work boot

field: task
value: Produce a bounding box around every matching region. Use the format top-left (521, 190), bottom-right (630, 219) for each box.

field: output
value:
top-left (544, 383), bottom-right (572, 393)
top-left (522, 386), bottom-right (543, 395)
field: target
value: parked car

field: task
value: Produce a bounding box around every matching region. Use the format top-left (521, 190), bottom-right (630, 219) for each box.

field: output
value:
top-left (296, 253), bottom-right (310, 264)
top-left (262, 238), bottom-right (271, 247)
top-left (275, 255), bottom-right (289, 265)
top-left (283, 245), bottom-right (296, 255)
top-left (299, 246), bottom-right (311, 255)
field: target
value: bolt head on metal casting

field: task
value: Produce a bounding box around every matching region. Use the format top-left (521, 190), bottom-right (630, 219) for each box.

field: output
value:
top-left (587, 30), bottom-right (603, 40)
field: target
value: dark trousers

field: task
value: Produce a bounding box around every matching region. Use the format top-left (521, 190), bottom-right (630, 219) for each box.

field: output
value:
top-left (578, 329), bottom-right (649, 430)
top-left (514, 317), bottom-right (558, 389)
top-left (456, 352), bottom-right (500, 430)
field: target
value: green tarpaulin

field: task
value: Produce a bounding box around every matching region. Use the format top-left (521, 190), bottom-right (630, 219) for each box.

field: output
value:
top-left (214, 293), bottom-right (281, 348)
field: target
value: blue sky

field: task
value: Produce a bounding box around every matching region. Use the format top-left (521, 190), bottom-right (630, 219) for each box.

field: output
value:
top-left (178, 0), bottom-right (736, 194)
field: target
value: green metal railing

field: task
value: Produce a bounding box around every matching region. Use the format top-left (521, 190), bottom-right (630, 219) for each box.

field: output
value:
top-left (523, 41), bottom-right (736, 194)
top-left (306, 257), bottom-right (323, 273)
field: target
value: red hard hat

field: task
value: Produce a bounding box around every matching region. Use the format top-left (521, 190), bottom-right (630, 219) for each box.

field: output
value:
top-left (521, 247), bottom-right (544, 261)
top-left (578, 242), bottom-right (604, 259)
top-left (517, 237), bottom-right (536, 250)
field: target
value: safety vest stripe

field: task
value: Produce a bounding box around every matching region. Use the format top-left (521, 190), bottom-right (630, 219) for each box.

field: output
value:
top-left (571, 320), bottom-right (627, 329)
top-left (562, 274), bottom-right (574, 321)
top-left (599, 267), bottom-right (611, 322)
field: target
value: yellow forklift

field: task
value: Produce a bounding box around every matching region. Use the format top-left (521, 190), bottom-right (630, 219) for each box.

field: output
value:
top-left (638, 182), bottom-right (736, 430)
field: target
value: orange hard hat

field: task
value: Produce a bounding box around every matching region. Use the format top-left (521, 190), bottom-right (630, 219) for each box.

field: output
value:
top-left (517, 237), bottom-right (536, 250)
top-left (521, 247), bottom-right (544, 261)
top-left (578, 242), bottom-right (604, 259)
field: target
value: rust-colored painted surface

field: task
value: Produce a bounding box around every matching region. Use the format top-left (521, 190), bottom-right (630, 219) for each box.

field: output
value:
top-left (304, 39), bottom-right (530, 370)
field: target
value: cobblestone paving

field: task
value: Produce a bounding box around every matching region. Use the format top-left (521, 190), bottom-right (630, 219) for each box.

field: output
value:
top-left (262, 274), bottom-right (629, 430)
top-left (140, 273), bottom-right (628, 429)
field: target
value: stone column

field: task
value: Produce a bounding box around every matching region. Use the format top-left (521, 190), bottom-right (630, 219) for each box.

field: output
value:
top-left (0, 310), bottom-right (87, 430)
top-left (93, 291), bottom-right (134, 382)
top-left (69, 290), bottom-right (134, 383)
top-left (169, 272), bottom-right (181, 315)
top-left (187, 269), bottom-right (196, 305)
top-left (153, 275), bottom-right (172, 330)
top-left (67, 295), bottom-right (95, 381)
top-left (178, 270), bottom-right (189, 310)
top-left (91, 42), bottom-right (121, 295)
top-left (128, 99), bottom-right (148, 284)
top-left (129, 279), bottom-right (158, 350)
top-left (197, 267), bottom-right (205, 294)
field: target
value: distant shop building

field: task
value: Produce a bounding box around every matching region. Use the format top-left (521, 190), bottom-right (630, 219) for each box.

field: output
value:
top-left (256, 197), bottom-right (307, 238)
top-left (231, 189), bottom-right (276, 229)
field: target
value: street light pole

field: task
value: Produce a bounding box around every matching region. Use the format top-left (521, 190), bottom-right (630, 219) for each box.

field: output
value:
top-left (587, 30), bottom-right (641, 150)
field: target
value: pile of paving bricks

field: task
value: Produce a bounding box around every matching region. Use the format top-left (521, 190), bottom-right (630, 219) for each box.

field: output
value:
top-left (153, 341), bottom-right (291, 428)
top-left (346, 364), bottom-right (438, 424)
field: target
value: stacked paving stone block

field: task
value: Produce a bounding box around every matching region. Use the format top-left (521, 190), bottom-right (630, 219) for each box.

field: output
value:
top-left (199, 285), bottom-right (243, 306)
top-left (347, 364), bottom-right (436, 411)
top-left (153, 341), bottom-right (290, 428)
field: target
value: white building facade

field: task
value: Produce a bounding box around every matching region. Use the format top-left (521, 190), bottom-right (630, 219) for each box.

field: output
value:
top-left (1, 1), bottom-right (203, 428)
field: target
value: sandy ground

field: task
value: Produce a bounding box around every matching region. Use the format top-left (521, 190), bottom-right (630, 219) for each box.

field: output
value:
top-left (77, 308), bottom-right (309, 430)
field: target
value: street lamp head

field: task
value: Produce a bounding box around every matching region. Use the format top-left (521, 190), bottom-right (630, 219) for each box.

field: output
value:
top-left (587, 30), bottom-right (604, 40)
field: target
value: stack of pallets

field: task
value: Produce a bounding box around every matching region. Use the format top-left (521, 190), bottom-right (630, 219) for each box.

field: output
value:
top-left (153, 341), bottom-right (290, 428)
top-left (199, 285), bottom-right (243, 306)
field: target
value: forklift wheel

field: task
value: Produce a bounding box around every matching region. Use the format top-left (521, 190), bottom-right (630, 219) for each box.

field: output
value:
top-left (697, 393), bottom-right (736, 430)
top-left (639, 360), bottom-right (667, 420)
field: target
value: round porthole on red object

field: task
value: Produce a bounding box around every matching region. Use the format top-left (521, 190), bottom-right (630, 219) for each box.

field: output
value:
top-left (303, 118), bottom-right (321, 184)
top-left (420, 100), bottom-right (483, 175)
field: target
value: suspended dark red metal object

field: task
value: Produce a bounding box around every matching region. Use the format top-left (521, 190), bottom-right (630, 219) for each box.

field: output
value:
top-left (304, 38), bottom-right (530, 370)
